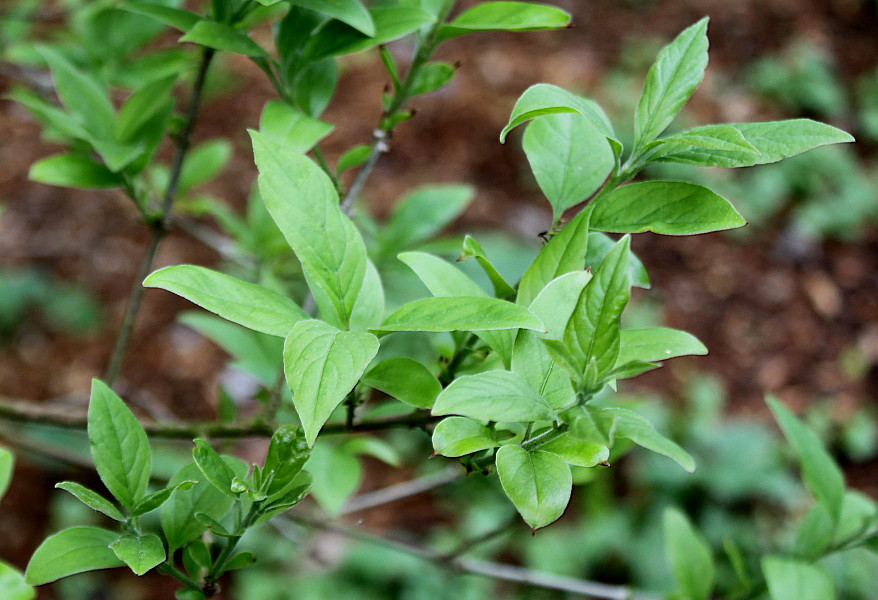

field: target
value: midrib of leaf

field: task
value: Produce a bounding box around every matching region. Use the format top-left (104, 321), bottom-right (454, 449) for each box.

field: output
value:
top-left (640, 31), bottom-right (702, 144)
top-left (319, 226), bottom-right (349, 324)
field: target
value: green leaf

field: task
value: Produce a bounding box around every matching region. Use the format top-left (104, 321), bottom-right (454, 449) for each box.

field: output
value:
top-left (362, 357), bottom-right (441, 409)
top-left (307, 442), bottom-right (361, 515)
top-left (145, 265), bottom-right (307, 337)
top-left (540, 434), bottom-right (608, 467)
top-left (350, 259), bottom-right (385, 331)
top-left (795, 504), bottom-right (834, 558)
top-left (460, 236), bottom-right (515, 298)
top-left (36, 46), bottom-right (115, 139)
top-left (512, 331), bottom-right (576, 412)
top-left (336, 144), bottom-right (371, 174)
top-left (252, 131), bottom-right (367, 328)
top-left (115, 76), bottom-right (176, 143)
top-left (259, 100), bottom-right (334, 152)
top-left (180, 21), bottom-right (268, 56)
top-left (433, 370), bottom-right (554, 422)
top-left (0, 561), bottom-right (34, 600)
top-left (25, 526), bottom-right (124, 585)
top-left (129, 481), bottom-right (196, 518)
top-left (8, 88), bottom-right (90, 141)
top-left (591, 181), bottom-right (746, 235)
top-left (617, 327), bottom-right (707, 365)
top-left (762, 556), bottom-right (835, 600)
top-left (496, 446), bottom-right (572, 530)
top-left (381, 184), bottom-right (474, 257)
top-left (398, 252), bottom-right (486, 298)
top-left (284, 320), bottom-right (379, 446)
top-left (376, 297), bottom-right (545, 333)
top-left (432, 417), bottom-right (499, 457)
top-left (290, 0), bottom-right (374, 36)
top-left (585, 232), bottom-right (650, 289)
top-left (342, 437), bottom-right (402, 467)
top-left (833, 491), bottom-right (877, 546)
top-left (634, 18), bottom-right (709, 147)
top-left (110, 534), bottom-right (165, 576)
top-left (500, 83), bottom-right (615, 144)
top-left (119, 2), bottom-right (201, 32)
top-left (88, 379), bottom-right (151, 509)
top-left (767, 397), bottom-right (845, 520)
top-left (304, 7), bottom-right (434, 61)
top-left (647, 124), bottom-right (758, 159)
top-left (439, 2), bottom-right (570, 40)
top-left (291, 58), bottom-right (338, 117)
top-left (29, 154), bottom-right (124, 189)
top-left (178, 140), bottom-right (233, 195)
top-left (223, 552), bottom-right (256, 571)
top-left (517, 208), bottom-right (591, 307)
top-left (658, 119), bottom-right (854, 168)
top-left (605, 407), bottom-right (695, 472)
top-left (527, 271), bottom-right (592, 340)
top-left (263, 425), bottom-right (310, 499)
top-left (409, 61), bottom-right (456, 96)
top-left (193, 440), bottom-right (239, 498)
top-left (0, 447), bottom-right (13, 501)
top-left (55, 482), bottom-right (124, 521)
top-left (664, 507), bottom-right (715, 600)
top-left (523, 114), bottom-right (614, 221)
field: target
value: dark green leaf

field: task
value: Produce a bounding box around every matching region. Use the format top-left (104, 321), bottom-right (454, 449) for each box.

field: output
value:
top-left (304, 7), bottom-right (434, 61)
top-left (115, 76), bottom-right (176, 143)
top-left (439, 2), bottom-right (570, 40)
top-left (25, 527), bottom-right (124, 585)
top-left (110, 534), bottom-right (165, 576)
top-left (362, 357), bottom-right (441, 409)
top-left (263, 426), bottom-right (310, 499)
top-left (496, 446), bottom-right (572, 530)
top-left (433, 370), bottom-right (554, 422)
top-left (223, 551), bottom-right (256, 571)
top-left (0, 447), bottom-right (12, 501)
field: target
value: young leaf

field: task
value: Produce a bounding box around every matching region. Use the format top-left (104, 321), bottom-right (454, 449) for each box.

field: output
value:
top-left (523, 113), bottom-right (615, 221)
top-left (144, 265), bottom-right (308, 337)
top-left (263, 425), bottom-right (310, 499)
top-left (433, 370), bottom-right (555, 422)
top-left (25, 527), bottom-right (124, 585)
top-left (284, 320), bottom-right (379, 446)
top-left (180, 21), bottom-right (268, 57)
top-left (496, 446), bottom-right (572, 530)
top-left (767, 397), bottom-right (845, 520)
top-left (398, 252), bottom-right (487, 298)
top-left (664, 507), bottom-right (715, 600)
top-left (55, 482), bottom-right (124, 521)
top-left (290, 0), bottom-right (374, 36)
top-left (539, 434), bottom-right (608, 467)
top-left (512, 331), bottom-right (576, 412)
top-left (634, 18), bottom-right (709, 147)
top-left (259, 100), bottom-right (334, 152)
top-left (88, 379), bottom-right (151, 509)
top-left (193, 440), bottom-right (239, 498)
top-left (115, 76), bottom-right (176, 143)
top-left (376, 297), bottom-right (545, 333)
top-left (647, 124), bottom-right (758, 158)
top-left (409, 61), bottom-right (456, 96)
top-left (362, 357), bottom-right (441, 409)
top-left (336, 144), bottom-right (371, 174)
top-left (616, 327), bottom-right (707, 365)
top-left (110, 534), bottom-right (165, 576)
top-left (590, 181), bottom-right (746, 235)
top-left (129, 481), bottom-right (197, 518)
top-left (177, 140), bottom-right (233, 195)
top-left (29, 154), bottom-right (124, 189)
top-left (380, 184), bottom-right (474, 257)
top-left (304, 7), bottom-right (434, 61)
top-left (527, 271), bottom-right (592, 340)
top-left (432, 417), bottom-right (499, 457)
top-left (439, 2), bottom-right (571, 40)
top-left (762, 556), bottom-right (835, 600)
top-left (657, 119), bottom-right (854, 168)
top-left (119, 2), bottom-right (201, 32)
top-left (584, 232), bottom-right (650, 289)
top-left (459, 236), bottom-right (515, 298)
top-left (0, 447), bottom-right (12, 501)
top-left (252, 131), bottom-right (367, 328)
top-left (605, 407), bottom-right (695, 472)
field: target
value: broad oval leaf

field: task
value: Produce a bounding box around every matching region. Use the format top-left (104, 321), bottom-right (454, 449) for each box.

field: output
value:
top-left (144, 265), bottom-right (308, 337)
top-left (180, 20), bottom-right (268, 56)
top-left (362, 357), bottom-right (441, 409)
top-left (432, 370), bottom-right (554, 422)
top-left (539, 434), bottom-right (608, 467)
top-left (591, 181), bottom-right (746, 235)
top-left (110, 534), bottom-right (165, 576)
top-left (284, 320), bottom-right (379, 446)
top-left (25, 526), bottom-right (124, 585)
top-left (496, 446), bottom-right (572, 530)
top-left (663, 507), bottom-right (715, 600)
top-left (376, 297), bottom-right (545, 333)
top-left (500, 83), bottom-right (615, 144)
top-left (523, 113), bottom-right (614, 221)
top-left (432, 417), bottom-right (499, 457)
top-left (439, 2), bottom-right (570, 40)
top-left (88, 380), bottom-right (151, 509)
top-left (290, 0), bottom-right (374, 36)
top-left (617, 327), bottom-right (707, 365)
top-left (762, 556), bottom-right (835, 600)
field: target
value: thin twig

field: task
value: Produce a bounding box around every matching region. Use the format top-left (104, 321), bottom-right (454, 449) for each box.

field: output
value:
top-left (339, 466), bottom-right (461, 515)
top-left (441, 517), bottom-right (516, 561)
top-left (282, 515), bottom-right (661, 600)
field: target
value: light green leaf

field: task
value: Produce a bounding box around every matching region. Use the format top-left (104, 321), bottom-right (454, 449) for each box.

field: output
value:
top-left (115, 76), bottom-right (176, 143)
top-left (647, 124), bottom-right (757, 159)
top-left (192, 440), bottom-right (239, 498)
top-left (129, 481), bottom-right (197, 518)
top-left (9, 88), bottom-right (90, 141)
top-left (540, 434), bottom-right (608, 467)
top-left (362, 357), bottom-right (441, 409)
top-left (29, 154), bottom-right (124, 189)
top-left (617, 327), bottom-right (707, 365)
top-left (833, 491), bottom-right (877, 546)
top-left (399, 251), bottom-right (486, 298)
top-left (252, 131), bottom-right (367, 328)
top-left (55, 482), bottom-right (123, 521)
top-left (527, 270), bottom-right (592, 340)
top-left (350, 259), bottom-right (385, 331)
top-left (634, 18), bottom-right (709, 147)
top-left (284, 320), bottom-right (379, 446)
top-left (307, 442), bottom-right (361, 515)
top-left (460, 235), bottom-right (515, 298)
top-left (605, 407), bottom-right (695, 472)
top-left (145, 265), bottom-right (307, 337)
top-left (119, 2), bottom-right (200, 31)
top-left (658, 119), bottom-right (854, 168)
top-left (433, 370), bottom-right (554, 422)
top-left (304, 7), bottom-right (434, 60)
top-left (376, 297), bottom-right (544, 333)
top-left (432, 417), bottom-right (499, 457)
top-left (0, 561), bottom-right (34, 600)
top-left (290, 0), bottom-right (374, 36)
top-left (523, 113), bottom-right (614, 221)
top-left (381, 184), bottom-right (474, 257)
top-left (180, 20), bottom-right (268, 56)
top-left (500, 83), bottom-right (616, 144)
top-left (516, 207), bottom-right (591, 307)
top-left (664, 507), bottom-right (715, 600)
top-left (263, 426), bottom-right (310, 500)
top-left (336, 144), bottom-right (371, 174)
top-left (512, 331), bottom-right (576, 412)
top-left (259, 100), bottom-right (334, 152)
top-left (0, 447), bottom-right (13, 501)
top-left (88, 379), bottom-right (151, 509)
top-left (591, 181), bottom-right (746, 235)
top-left (177, 139), bottom-right (232, 195)
top-left (439, 2), bottom-right (570, 40)
top-left (110, 534), bottom-right (165, 576)
top-left (767, 397), bottom-right (845, 520)
top-left (25, 527), bottom-right (124, 585)
top-left (89, 138), bottom-right (145, 173)
top-left (762, 556), bottom-right (835, 600)
top-left (496, 446), bottom-right (572, 530)
top-left (795, 504), bottom-right (834, 558)
top-left (584, 232), bottom-right (650, 289)
top-left (410, 61), bottom-right (456, 96)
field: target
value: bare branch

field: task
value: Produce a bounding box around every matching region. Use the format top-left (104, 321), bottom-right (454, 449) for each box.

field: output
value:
top-left (339, 466), bottom-right (462, 515)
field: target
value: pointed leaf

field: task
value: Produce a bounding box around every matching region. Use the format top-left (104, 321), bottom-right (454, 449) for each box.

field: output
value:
top-left (55, 482), bottom-right (124, 521)
top-left (381, 184), bottom-right (474, 257)
top-left (540, 434), bottom-right (608, 467)
top-left (512, 330), bottom-right (576, 411)
top-left (433, 370), bottom-right (554, 422)
top-left (605, 407), bottom-right (695, 472)
top-left (500, 83), bottom-right (615, 144)
top-left (496, 446), bottom-right (572, 530)
top-left (585, 232), bottom-right (650, 289)
top-left (432, 417), bottom-right (499, 457)
top-left (647, 124), bottom-right (758, 159)
top-left (362, 357), bottom-right (441, 409)
top-left (376, 297), bottom-right (544, 333)
top-left (664, 507), bottom-right (715, 600)
top-left (349, 259), bottom-right (385, 331)
top-left (460, 235), bottom-right (515, 298)
top-left (25, 527), bottom-right (124, 585)
top-left (180, 20), bottom-right (268, 56)
top-left (110, 534), bottom-right (165, 576)
top-left (119, 3), bottom-right (200, 31)
top-left (116, 76), bottom-right (176, 143)
top-left (304, 7), bottom-right (434, 60)
top-left (617, 327), bottom-right (707, 365)
top-left (263, 426), bottom-right (310, 499)
top-left (762, 556), bottom-right (835, 600)
top-left (259, 100), bottom-right (334, 152)
top-left (30, 153), bottom-right (124, 189)
top-left (439, 2), bottom-right (570, 39)
top-left (290, 0), bottom-right (374, 36)
top-left (527, 271), bottom-right (592, 340)
top-left (129, 481), bottom-right (196, 518)
top-left (399, 252), bottom-right (486, 298)
top-left (193, 440), bottom-right (239, 498)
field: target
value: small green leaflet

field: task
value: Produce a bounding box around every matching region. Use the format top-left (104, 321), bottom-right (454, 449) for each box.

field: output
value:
top-left (496, 446), bottom-right (572, 530)
top-left (115, 76), bottom-right (176, 143)
top-left (180, 21), bottom-right (268, 57)
top-left (605, 408), bottom-right (695, 472)
top-left (375, 297), bottom-right (544, 333)
top-left (634, 18), bottom-right (709, 148)
top-left (259, 100), bottom-right (334, 152)
top-left (87, 379), bottom-right (151, 509)
top-left (762, 556), bottom-right (835, 600)
top-left (263, 425), bottom-right (310, 500)
top-left (284, 320), bottom-right (379, 446)
top-left (29, 154), bottom-right (124, 189)
top-left (144, 265), bottom-right (308, 337)
top-left (459, 235), bottom-right (515, 298)
top-left (616, 328), bottom-right (707, 365)
top-left (410, 61), bottom-right (456, 96)
top-left (432, 370), bottom-right (555, 422)
top-left (439, 2), bottom-right (571, 40)
top-left (664, 508), bottom-right (715, 600)
top-left (110, 534), bottom-right (165, 576)
top-left (193, 440), bottom-right (239, 498)
top-left (362, 357), bottom-right (441, 409)
top-left (500, 83), bottom-right (616, 144)
top-left (590, 181), bottom-right (746, 235)
top-left (432, 417), bottom-right (498, 457)
top-left (25, 527), bottom-right (124, 585)
top-left (55, 482), bottom-right (123, 521)
top-left (539, 434), bottom-right (608, 467)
